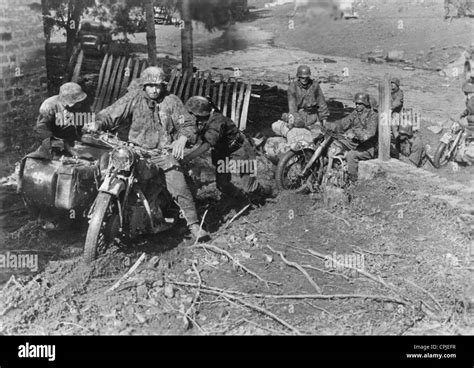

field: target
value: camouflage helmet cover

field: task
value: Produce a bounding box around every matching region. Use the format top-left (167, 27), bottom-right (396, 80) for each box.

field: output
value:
top-left (354, 92), bottom-right (370, 106)
top-left (185, 96), bottom-right (212, 117)
top-left (59, 82), bottom-right (87, 107)
top-left (296, 65), bottom-right (311, 78)
top-left (140, 66), bottom-right (165, 86)
top-left (462, 81), bottom-right (474, 93)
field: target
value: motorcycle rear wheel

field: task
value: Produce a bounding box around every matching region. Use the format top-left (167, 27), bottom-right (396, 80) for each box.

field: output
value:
top-left (84, 192), bottom-right (120, 264)
top-left (433, 142), bottom-right (451, 169)
top-left (276, 149), bottom-right (322, 193)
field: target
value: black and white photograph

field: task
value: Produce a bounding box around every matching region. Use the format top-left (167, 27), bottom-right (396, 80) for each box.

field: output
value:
top-left (0, 0), bottom-right (473, 361)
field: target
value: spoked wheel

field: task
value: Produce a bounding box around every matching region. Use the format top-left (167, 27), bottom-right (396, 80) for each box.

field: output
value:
top-left (83, 192), bottom-right (121, 264)
top-left (275, 149), bottom-right (322, 193)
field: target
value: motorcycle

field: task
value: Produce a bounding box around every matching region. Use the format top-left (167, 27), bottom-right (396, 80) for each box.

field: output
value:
top-left (433, 118), bottom-right (474, 168)
top-left (275, 126), bottom-right (349, 193)
top-left (83, 132), bottom-right (181, 264)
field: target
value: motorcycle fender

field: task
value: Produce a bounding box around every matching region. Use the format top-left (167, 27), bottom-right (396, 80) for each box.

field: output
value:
top-left (99, 176), bottom-right (125, 197)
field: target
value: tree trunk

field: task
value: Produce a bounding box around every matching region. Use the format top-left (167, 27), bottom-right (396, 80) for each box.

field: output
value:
top-left (181, 0), bottom-right (193, 74)
top-left (66, 0), bottom-right (81, 62)
top-left (144, 0), bottom-right (157, 66)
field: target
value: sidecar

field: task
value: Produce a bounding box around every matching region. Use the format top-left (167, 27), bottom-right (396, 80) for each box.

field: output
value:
top-left (18, 134), bottom-right (112, 219)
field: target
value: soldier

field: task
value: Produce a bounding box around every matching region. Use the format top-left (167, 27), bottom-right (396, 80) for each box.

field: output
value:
top-left (93, 67), bottom-right (209, 242)
top-left (392, 123), bottom-right (426, 167)
top-left (33, 82), bottom-right (90, 158)
top-left (460, 80), bottom-right (474, 131)
top-left (324, 93), bottom-right (378, 181)
top-left (183, 96), bottom-right (273, 201)
top-left (272, 64), bottom-right (329, 137)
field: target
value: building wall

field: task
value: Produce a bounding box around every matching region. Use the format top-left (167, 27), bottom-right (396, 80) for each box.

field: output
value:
top-left (0, 0), bottom-right (47, 153)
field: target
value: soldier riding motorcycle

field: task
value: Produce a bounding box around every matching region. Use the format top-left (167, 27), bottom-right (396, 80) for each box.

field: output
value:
top-left (83, 132), bottom-right (181, 263)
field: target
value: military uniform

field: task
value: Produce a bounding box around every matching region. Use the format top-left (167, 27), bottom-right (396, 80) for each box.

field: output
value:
top-left (391, 132), bottom-right (425, 167)
top-left (33, 82), bottom-right (89, 159)
top-left (199, 111), bottom-right (262, 195)
top-left (325, 105), bottom-right (378, 178)
top-left (287, 79), bottom-right (330, 127)
top-left (96, 88), bottom-right (200, 226)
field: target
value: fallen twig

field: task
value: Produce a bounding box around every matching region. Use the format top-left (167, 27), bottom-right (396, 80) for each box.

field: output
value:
top-left (189, 243), bottom-right (281, 287)
top-left (404, 278), bottom-right (444, 312)
top-left (184, 261), bottom-right (202, 326)
top-left (224, 204), bottom-right (251, 229)
top-left (105, 253), bottom-right (146, 294)
top-left (351, 245), bottom-right (410, 258)
top-left (322, 209), bottom-right (351, 227)
top-left (170, 281), bottom-right (407, 305)
top-left (305, 248), bottom-right (405, 298)
top-left (301, 264), bottom-right (350, 281)
top-left (265, 244), bottom-right (322, 293)
top-left (194, 209), bottom-right (209, 246)
top-left (58, 321), bottom-right (91, 333)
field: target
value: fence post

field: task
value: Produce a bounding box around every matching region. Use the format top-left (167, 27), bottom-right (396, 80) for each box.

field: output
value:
top-left (378, 74), bottom-right (391, 161)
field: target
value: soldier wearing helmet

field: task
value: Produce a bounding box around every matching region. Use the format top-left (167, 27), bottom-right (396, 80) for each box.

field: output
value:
top-left (35, 82), bottom-right (89, 144)
top-left (323, 92), bottom-right (378, 181)
top-left (272, 65), bottom-right (329, 136)
top-left (183, 96), bottom-right (273, 202)
top-left (391, 122), bottom-right (426, 167)
top-left (94, 66), bottom-right (208, 241)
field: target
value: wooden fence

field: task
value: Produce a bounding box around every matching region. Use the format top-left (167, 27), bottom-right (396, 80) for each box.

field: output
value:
top-left (88, 53), bottom-right (252, 131)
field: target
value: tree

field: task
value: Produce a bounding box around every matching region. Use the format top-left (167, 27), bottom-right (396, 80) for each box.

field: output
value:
top-left (42, 0), bottom-right (95, 60)
top-left (144, 0), bottom-right (158, 65)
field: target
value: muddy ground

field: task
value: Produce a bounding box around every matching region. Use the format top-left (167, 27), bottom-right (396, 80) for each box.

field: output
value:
top-left (1, 0), bottom-right (474, 335)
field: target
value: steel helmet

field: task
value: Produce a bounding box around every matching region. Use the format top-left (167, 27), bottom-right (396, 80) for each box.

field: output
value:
top-left (390, 77), bottom-right (401, 87)
top-left (354, 92), bottom-right (370, 106)
top-left (296, 65), bottom-right (311, 78)
top-left (140, 66), bottom-right (165, 85)
top-left (185, 96), bottom-right (211, 117)
top-left (462, 81), bottom-right (474, 93)
top-left (59, 82), bottom-right (87, 107)
top-left (398, 123), bottom-right (413, 137)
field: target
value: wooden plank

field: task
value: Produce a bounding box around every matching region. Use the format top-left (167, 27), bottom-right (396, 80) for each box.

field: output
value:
top-left (184, 73), bottom-right (193, 102)
top-left (96, 54), bottom-right (114, 112)
top-left (168, 68), bottom-right (177, 93)
top-left (192, 71), bottom-right (199, 97)
top-left (119, 57), bottom-right (133, 96)
top-left (205, 72), bottom-right (212, 98)
top-left (131, 59), bottom-right (141, 81)
top-left (378, 74), bottom-right (391, 161)
top-left (198, 72), bottom-right (206, 96)
top-left (104, 55), bottom-right (122, 108)
top-left (231, 78), bottom-right (238, 122)
top-left (71, 49), bottom-right (84, 83)
top-left (111, 56), bottom-right (127, 103)
top-left (92, 53), bottom-right (110, 112)
top-left (239, 83), bottom-right (252, 131)
top-left (177, 71), bottom-right (188, 100)
top-left (217, 74), bottom-right (224, 110)
top-left (235, 81), bottom-right (246, 128)
top-left (172, 71), bottom-right (181, 95)
top-left (211, 75), bottom-right (218, 106)
top-left (223, 77), bottom-right (231, 117)
top-left (139, 59), bottom-right (148, 77)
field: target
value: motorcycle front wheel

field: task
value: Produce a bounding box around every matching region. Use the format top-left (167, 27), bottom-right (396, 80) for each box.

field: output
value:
top-left (276, 149), bottom-right (322, 193)
top-left (433, 142), bottom-right (452, 169)
top-left (84, 192), bottom-right (121, 264)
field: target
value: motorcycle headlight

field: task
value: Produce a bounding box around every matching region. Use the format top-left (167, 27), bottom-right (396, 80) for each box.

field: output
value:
top-left (110, 148), bottom-right (134, 172)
